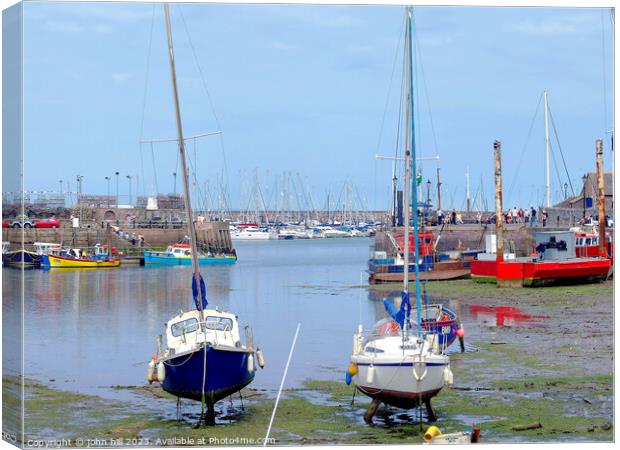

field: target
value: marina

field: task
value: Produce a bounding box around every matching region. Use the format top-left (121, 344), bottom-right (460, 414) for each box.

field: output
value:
top-left (2, 1), bottom-right (615, 447)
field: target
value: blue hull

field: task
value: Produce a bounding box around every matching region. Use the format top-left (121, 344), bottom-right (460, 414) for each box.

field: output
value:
top-left (3, 251), bottom-right (40, 267)
top-left (144, 252), bottom-right (236, 265)
top-left (162, 346), bottom-right (255, 402)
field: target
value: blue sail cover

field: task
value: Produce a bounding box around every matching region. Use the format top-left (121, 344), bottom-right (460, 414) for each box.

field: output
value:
top-left (383, 291), bottom-right (411, 329)
top-left (192, 274), bottom-right (208, 310)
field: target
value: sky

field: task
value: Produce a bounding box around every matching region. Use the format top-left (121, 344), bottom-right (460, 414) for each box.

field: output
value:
top-left (4, 1), bottom-right (616, 211)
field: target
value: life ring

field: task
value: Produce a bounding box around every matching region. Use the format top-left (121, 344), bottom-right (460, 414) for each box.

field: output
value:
top-left (378, 321), bottom-right (399, 336)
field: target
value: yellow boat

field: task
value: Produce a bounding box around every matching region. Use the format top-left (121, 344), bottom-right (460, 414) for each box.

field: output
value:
top-left (42, 254), bottom-right (121, 269)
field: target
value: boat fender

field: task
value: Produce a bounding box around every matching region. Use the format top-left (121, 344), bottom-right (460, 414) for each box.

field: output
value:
top-left (248, 354), bottom-right (255, 373)
top-left (424, 425), bottom-right (442, 442)
top-left (348, 362), bottom-right (359, 377)
top-left (345, 371), bottom-right (352, 385)
top-left (443, 366), bottom-right (453, 385)
top-left (366, 365), bottom-right (375, 384)
top-left (147, 356), bottom-right (157, 384)
top-left (256, 349), bottom-right (265, 368)
top-left (156, 361), bottom-right (166, 382)
top-left (456, 326), bottom-right (465, 353)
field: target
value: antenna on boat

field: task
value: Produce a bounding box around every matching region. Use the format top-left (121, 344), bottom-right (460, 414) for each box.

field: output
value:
top-left (163, 3), bottom-right (205, 323)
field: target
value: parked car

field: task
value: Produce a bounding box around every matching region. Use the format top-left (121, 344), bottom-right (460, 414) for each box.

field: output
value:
top-left (35, 218), bottom-right (61, 229)
top-left (10, 217), bottom-right (35, 228)
top-left (2, 219), bottom-right (9, 228)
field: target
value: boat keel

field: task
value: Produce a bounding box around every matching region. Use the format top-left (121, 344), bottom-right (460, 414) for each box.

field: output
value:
top-left (363, 398), bottom-right (382, 424)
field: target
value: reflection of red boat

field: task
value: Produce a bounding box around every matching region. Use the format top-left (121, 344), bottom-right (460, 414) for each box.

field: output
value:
top-left (469, 305), bottom-right (546, 327)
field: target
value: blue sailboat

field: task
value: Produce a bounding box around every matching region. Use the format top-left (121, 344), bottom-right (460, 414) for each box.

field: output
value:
top-left (146, 4), bottom-right (262, 425)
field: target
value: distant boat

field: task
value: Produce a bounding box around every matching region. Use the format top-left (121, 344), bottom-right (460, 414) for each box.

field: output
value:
top-left (3, 249), bottom-right (40, 267)
top-left (230, 224), bottom-right (275, 240)
top-left (147, 3), bottom-right (260, 425)
top-left (40, 245), bottom-right (121, 269)
top-left (143, 243), bottom-right (237, 265)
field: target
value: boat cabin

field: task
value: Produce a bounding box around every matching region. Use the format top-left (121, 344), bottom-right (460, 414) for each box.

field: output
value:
top-left (167, 244), bottom-right (192, 257)
top-left (534, 231), bottom-right (576, 261)
top-left (33, 242), bottom-right (61, 255)
top-left (165, 309), bottom-right (241, 355)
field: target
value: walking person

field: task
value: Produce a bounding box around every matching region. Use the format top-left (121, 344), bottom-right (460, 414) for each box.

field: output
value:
top-left (542, 208), bottom-right (548, 227)
top-left (451, 209), bottom-right (457, 225)
top-left (530, 207), bottom-right (537, 227)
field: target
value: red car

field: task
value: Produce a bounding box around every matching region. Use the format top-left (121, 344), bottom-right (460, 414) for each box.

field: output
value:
top-left (34, 218), bottom-right (61, 229)
top-left (2, 219), bottom-right (9, 228)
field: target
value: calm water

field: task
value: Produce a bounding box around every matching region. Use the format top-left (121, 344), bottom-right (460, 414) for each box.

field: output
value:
top-left (4, 238), bottom-right (398, 400)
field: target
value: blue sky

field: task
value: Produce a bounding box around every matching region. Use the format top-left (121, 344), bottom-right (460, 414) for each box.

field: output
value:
top-left (12, 1), bottom-right (616, 210)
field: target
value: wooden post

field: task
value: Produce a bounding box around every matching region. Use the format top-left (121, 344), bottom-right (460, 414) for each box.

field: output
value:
top-left (596, 139), bottom-right (607, 257)
top-left (494, 140), bottom-right (504, 262)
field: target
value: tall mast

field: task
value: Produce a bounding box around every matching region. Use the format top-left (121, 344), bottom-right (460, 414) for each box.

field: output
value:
top-left (407, 6), bottom-right (422, 336)
top-left (544, 90), bottom-right (551, 207)
top-left (164, 3), bottom-right (204, 321)
top-left (466, 166), bottom-right (470, 212)
top-left (402, 8), bottom-right (411, 299)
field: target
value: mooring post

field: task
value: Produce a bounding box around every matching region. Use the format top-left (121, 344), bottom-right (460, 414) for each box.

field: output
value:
top-left (494, 140), bottom-right (504, 263)
top-left (595, 139), bottom-right (607, 257)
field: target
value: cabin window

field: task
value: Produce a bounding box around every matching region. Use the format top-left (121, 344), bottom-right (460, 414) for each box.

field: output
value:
top-left (585, 238), bottom-right (592, 245)
top-left (205, 316), bottom-right (233, 331)
top-left (171, 318), bottom-right (199, 337)
top-left (593, 238), bottom-right (598, 245)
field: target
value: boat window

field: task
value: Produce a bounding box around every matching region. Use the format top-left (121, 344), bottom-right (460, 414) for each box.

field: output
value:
top-left (205, 316), bottom-right (233, 331)
top-left (366, 346), bottom-right (384, 353)
top-left (585, 238), bottom-right (592, 245)
top-left (171, 318), bottom-right (199, 337)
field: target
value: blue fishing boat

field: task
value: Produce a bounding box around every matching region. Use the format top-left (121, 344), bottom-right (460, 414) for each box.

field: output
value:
top-left (146, 4), bottom-right (262, 425)
top-left (143, 243), bottom-right (236, 265)
top-left (2, 250), bottom-right (40, 267)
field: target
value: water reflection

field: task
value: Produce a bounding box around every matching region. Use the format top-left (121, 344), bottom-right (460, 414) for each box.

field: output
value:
top-left (11, 238), bottom-right (377, 399)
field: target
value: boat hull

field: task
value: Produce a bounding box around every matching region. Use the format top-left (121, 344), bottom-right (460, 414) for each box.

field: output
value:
top-left (143, 252), bottom-right (237, 265)
top-left (162, 346), bottom-right (255, 403)
top-left (352, 359), bottom-right (448, 409)
top-left (471, 258), bottom-right (611, 287)
top-left (2, 250), bottom-right (40, 267)
top-left (41, 254), bottom-right (121, 268)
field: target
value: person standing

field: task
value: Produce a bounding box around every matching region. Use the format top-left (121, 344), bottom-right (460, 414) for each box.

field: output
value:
top-left (530, 207), bottom-right (537, 227)
top-left (451, 209), bottom-right (456, 225)
top-left (542, 208), bottom-right (548, 227)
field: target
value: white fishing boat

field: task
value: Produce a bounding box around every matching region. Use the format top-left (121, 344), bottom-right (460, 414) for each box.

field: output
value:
top-left (348, 7), bottom-right (452, 424)
top-left (147, 3), bottom-right (261, 425)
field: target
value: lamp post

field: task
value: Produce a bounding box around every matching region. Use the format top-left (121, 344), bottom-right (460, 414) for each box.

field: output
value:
top-left (105, 176), bottom-right (111, 207)
top-left (582, 174), bottom-right (588, 220)
top-left (76, 175), bottom-right (84, 223)
top-left (115, 171), bottom-right (120, 207)
top-left (59, 180), bottom-right (63, 195)
top-left (426, 179), bottom-right (431, 224)
top-left (172, 172), bottom-right (177, 196)
top-left (126, 175), bottom-right (133, 206)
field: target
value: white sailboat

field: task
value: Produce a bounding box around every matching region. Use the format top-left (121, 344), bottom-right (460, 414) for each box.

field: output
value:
top-left (147, 3), bottom-right (262, 425)
top-left (348, 7), bottom-right (452, 424)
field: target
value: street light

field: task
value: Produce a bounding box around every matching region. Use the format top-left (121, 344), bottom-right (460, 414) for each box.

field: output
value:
top-left (126, 175), bottom-right (133, 206)
top-left (582, 174), bottom-right (588, 219)
top-left (426, 179), bottom-right (431, 225)
top-left (76, 175), bottom-right (84, 223)
top-left (59, 180), bottom-right (63, 195)
top-left (172, 172), bottom-right (177, 196)
top-left (105, 176), bottom-right (111, 207)
top-left (115, 171), bottom-right (120, 206)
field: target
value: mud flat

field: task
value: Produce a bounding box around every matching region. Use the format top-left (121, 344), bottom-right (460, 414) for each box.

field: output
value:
top-left (6, 280), bottom-right (613, 446)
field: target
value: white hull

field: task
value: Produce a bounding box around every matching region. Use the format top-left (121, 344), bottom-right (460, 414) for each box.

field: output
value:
top-left (350, 335), bottom-right (451, 409)
top-left (231, 231), bottom-right (273, 240)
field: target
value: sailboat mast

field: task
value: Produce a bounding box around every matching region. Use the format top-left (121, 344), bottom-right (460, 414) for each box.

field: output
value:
top-left (402, 8), bottom-right (411, 297)
top-left (408, 7), bottom-right (423, 336)
top-left (163, 3), bottom-right (204, 320)
top-left (544, 90), bottom-right (551, 207)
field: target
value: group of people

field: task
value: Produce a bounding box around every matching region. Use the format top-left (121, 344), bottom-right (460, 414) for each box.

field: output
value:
top-left (436, 209), bottom-right (462, 225)
top-left (504, 206), bottom-right (548, 227)
top-left (109, 224), bottom-right (146, 246)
